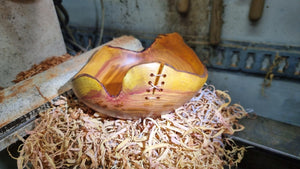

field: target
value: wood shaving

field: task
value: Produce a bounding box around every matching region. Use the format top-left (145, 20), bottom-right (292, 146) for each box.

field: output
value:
top-left (12, 54), bottom-right (72, 83)
top-left (16, 84), bottom-right (248, 168)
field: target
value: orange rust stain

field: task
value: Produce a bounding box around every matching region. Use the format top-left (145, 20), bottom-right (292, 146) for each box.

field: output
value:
top-left (47, 72), bottom-right (59, 79)
top-left (0, 78), bottom-right (62, 128)
top-left (0, 91), bottom-right (3, 103)
top-left (8, 79), bottom-right (33, 98)
top-left (0, 121), bottom-right (10, 128)
top-left (0, 79), bottom-right (35, 127)
top-left (0, 78), bottom-right (33, 103)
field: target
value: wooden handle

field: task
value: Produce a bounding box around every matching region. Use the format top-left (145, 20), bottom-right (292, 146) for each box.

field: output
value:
top-left (249, 0), bottom-right (265, 21)
top-left (209, 0), bottom-right (224, 46)
top-left (176, 0), bottom-right (190, 15)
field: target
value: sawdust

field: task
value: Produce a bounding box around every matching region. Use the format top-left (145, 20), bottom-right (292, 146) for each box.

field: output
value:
top-left (12, 54), bottom-right (72, 83)
top-left (15, 84), bottom-right (248, 168)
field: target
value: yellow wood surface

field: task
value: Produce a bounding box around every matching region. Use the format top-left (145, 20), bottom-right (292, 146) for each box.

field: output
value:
top-left (72, 33), bottom-right (208, 119)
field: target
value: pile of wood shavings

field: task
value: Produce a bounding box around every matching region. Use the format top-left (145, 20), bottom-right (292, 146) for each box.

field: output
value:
top-left (12, 54), bottom-right (72, 83)
top-left (16, 85), bottom-right (247, 169)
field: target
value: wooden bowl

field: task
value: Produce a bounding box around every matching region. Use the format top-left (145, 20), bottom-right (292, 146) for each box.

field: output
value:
top-left (72, 33), bottom-right (207, 119)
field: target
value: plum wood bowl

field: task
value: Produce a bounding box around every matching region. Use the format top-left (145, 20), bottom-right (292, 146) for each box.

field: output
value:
top-left (72, 33), bottom-right (208, 119)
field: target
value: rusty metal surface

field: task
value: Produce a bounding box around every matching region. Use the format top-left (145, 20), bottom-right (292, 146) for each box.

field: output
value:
top-left (0, 36), bottom-right (143, 150)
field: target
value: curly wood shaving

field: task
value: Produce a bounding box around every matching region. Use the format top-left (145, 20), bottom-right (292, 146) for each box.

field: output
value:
top-left (16, 84), bottom-right (248, 168)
